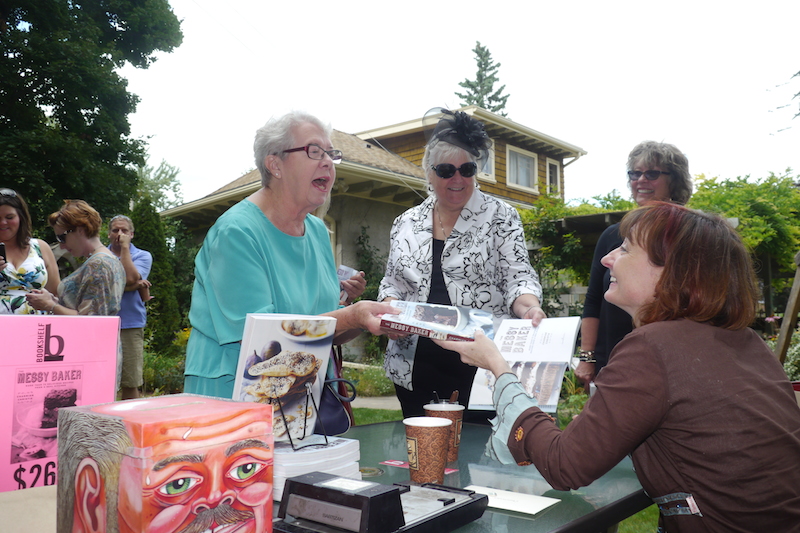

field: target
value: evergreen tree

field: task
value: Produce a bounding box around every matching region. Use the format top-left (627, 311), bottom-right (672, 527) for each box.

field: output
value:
top-left (455, 41), bottom-right (510, 116)
top-left (165, 216), bottom-right (200, 329)
top-left (135, 157), bottom-right (197, 329)
top-left (0, 1), bottom-right (182, 233)
top-left (131, 196), bottom-right (181, 356)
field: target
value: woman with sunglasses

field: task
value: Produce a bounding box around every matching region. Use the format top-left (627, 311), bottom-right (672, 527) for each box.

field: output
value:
top-left (576, 141), bottom-right (693, 387)
top-left (0, 188), bottom-right (60, 314)
top-left (436, 203), bottom-right (800, 532)
top-left (184, 111), bottom-right (394, 399)
top-left (26, 200), bottom-right (124, 316)
top-left (379, 109), bottom-right (545, 420)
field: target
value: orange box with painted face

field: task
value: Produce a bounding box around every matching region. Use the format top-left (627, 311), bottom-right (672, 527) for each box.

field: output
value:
top-left (57, 394), bottom-right (273, 533)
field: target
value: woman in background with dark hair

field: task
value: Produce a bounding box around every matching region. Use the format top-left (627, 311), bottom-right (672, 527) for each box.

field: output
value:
top-left (576, 141), bottom-right (693, 385)
top-left (0, 188), bottom-right (60, 314)
top-left (438, 203), bottom-right (800, 532)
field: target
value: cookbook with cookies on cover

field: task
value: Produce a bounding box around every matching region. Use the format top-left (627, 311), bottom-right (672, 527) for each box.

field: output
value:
top-left (232, 313), bottom-right (334, 442)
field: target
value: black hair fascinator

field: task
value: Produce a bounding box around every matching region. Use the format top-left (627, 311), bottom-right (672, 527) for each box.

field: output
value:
top-left (423, 108), bottom-right (491, 168)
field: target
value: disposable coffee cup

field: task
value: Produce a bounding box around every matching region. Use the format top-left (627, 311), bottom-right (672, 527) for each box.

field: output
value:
top-left (423, 403), bottom-right (465, 462)
top-left (403, 416), bottom-right (452, 484)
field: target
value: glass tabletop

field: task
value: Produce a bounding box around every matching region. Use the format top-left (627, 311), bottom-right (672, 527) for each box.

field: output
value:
top-left (342, 421), bottom-right (649, 533)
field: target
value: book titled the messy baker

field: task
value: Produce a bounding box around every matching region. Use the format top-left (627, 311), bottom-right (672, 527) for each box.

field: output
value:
top-left (469, 316), bottom-right (581, 412)
top-left (380, 301), bottom-right (494, 341)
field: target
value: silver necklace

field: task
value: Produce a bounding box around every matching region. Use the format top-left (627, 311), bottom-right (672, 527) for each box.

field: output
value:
top-left (435, 202), bottom-right (451, 239)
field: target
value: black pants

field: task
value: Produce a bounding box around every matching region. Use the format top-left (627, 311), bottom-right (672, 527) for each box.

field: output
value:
top-left (394, 337), bottom-right (494, 425)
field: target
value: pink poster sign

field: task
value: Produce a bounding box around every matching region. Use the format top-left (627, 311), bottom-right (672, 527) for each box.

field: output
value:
top-left (0, 315), bottom-right (119, 492)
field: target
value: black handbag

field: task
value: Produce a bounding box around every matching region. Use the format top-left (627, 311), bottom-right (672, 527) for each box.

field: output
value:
top-left (313, 346), bottom-right (357, 436)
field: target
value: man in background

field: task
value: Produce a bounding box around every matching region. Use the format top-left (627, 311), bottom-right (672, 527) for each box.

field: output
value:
top-left (108, 215), bottom-right (152, 400)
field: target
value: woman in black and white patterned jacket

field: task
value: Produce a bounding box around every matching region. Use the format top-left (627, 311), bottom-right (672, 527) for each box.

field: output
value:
top-left (378, 109), bottom-right (546, 421)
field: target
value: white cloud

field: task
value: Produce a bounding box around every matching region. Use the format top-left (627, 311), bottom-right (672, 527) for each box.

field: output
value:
top-left (120, 0), bottom-right (800, 203)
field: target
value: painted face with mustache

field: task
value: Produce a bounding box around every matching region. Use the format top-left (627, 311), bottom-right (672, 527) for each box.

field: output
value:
top-left (83, 397), bottom-right (274, 533)
top-left (178, 503), bottom-right (254, 533)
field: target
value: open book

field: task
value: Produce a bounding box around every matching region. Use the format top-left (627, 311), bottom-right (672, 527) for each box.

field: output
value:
top-left (468, 317), bottom-right (581, 413)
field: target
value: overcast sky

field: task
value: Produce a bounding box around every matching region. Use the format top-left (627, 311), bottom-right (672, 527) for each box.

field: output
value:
top-left (119, 0), bottom-right (800, 206)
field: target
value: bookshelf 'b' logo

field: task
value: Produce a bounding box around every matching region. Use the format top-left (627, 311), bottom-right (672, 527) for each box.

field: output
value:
top-left (44, 324), bottom-right (65, 362)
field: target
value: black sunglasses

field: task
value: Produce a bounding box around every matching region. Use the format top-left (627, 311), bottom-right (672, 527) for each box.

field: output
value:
top-left (0, 188), bottom-right (17, 197)
top-left (628, 170), bottom-right (670, 181)
top-left (55, 229), bottom-right (74, 243)
top-left (431, 162), bottom-right (478, 179)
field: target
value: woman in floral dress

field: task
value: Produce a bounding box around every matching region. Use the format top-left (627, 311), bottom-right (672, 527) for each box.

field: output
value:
top-left (0, 188), bottom-right (60, 314)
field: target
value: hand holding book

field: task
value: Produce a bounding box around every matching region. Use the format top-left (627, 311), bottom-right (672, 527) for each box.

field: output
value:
top-left (441, 317), bottom-right (581, 413)
top-left (433, 330), bottom-right (512, 378)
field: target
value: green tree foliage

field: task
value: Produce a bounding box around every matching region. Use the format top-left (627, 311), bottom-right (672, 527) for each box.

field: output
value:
top-left (355, 227), bottom-right (388, 361)
top-left (0, 1), bottom-right (182, 232)
top-left (131, 196), bottom-right (181, 356)
top-left (165, 216), bottom-right (199, 329)
top-left (688, 172), bottom-right (800, 271)
top-left (568, 189), bottom-right (636, 215)
top-left (455, 41), bottom-right (510, 116)
top-left (135, 157), bottom-right (197, 329)
top-left (137, 159), bottom-right (184, 212)
top-left (355, 226), bottom-right (387, 302)
top-left (519, 196), bottom-right (588, 316)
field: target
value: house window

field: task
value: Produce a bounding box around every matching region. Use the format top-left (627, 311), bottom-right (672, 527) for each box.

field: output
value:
top-left (478, 139), bottom-right (496, 183)
top-left (547, 158), bottom-right (560, 195)
top-left (507, 146), bottom-right (538, 192)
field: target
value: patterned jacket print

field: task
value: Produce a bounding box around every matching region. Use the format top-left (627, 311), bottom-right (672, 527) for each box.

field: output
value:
top-left (378, 189), bottom-right (542, 390)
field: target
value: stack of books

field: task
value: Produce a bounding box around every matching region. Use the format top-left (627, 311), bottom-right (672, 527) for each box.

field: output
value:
top-left (273, 436), bottom-right (361, 501)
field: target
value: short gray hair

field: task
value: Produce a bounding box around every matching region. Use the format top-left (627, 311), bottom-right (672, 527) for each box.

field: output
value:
top-left (253, 111), bottom-right (332, 188)
top-left (422, 142), bottom-right (475, 197)
top-left (109, 214), bottom-right (134, 232)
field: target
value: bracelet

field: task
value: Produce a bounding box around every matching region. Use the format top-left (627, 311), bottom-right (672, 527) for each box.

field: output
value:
top-left (49, 302), bottom-right (57, 314)
top-left (577, 349), bottom-right (597, 363)
top-left (521, 305), bottom-right (541, 318)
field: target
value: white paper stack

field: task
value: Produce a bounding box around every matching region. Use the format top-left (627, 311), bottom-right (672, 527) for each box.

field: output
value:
top-left (273, 436), bottom-right (361, 501)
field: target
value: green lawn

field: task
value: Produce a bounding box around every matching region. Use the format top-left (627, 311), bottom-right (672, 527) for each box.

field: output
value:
top-left (352, 407), bottom-right (403, 425)
top-left (619, 505), bottom-right (658, 532)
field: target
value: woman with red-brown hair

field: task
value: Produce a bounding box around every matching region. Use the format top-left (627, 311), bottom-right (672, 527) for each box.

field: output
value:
top-left (438, 203), bottom-right (800, 532)
top-left (26, 200), bottom-right (124, 316)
